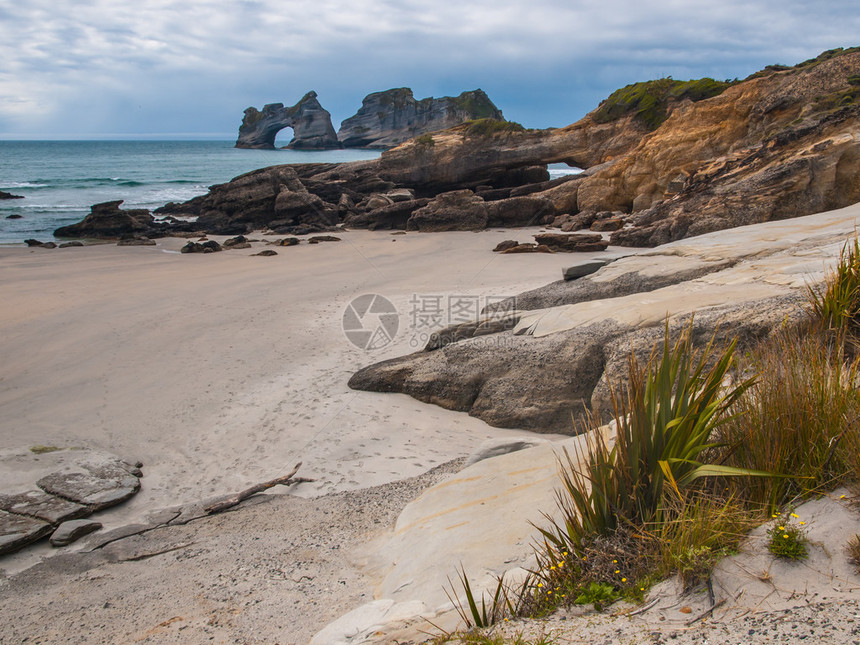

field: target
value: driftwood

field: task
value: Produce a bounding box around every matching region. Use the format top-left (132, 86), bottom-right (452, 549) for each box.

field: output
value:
top-left (204, 462), bottom-right (314, 514)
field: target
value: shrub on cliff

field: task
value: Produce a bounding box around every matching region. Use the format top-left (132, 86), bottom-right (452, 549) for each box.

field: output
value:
top-left (462, 118), bottom-right (526, 137)
top-left (592, 77), bottom-right (735, 130)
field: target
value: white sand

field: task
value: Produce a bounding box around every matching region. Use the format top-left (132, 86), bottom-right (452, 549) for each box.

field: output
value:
top-left (0, 229), bottom-right (579, 532)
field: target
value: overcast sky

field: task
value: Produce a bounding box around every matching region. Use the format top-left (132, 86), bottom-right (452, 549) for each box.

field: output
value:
top-left (0, 0), bottom-right (858, 139)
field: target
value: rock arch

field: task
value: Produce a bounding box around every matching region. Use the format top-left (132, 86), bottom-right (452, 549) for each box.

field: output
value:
top-left (235, 91), bottom-right (340, 150)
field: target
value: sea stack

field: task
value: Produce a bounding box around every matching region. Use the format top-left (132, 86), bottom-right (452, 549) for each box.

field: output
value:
top-left (235, 91), bottom-right (341, 150)
top-left (337, 88), bottom-right (505, 148)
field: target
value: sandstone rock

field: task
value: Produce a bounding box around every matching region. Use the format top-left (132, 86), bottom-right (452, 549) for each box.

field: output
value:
top-left (37, 458), bottom-right (141, 511)
top-left (49, 519), bottom-right (102, 547)
top-left (493, 240), bottom-right (520, 252)
top-left (385, 188), bottom-right (415, 202)
top-left (24, 239), bottom-right (54, 248)
top-left (337, 88), bottom-right (504, 149)
top-left (253, 249), bottom-right (278, 256)
top-left (0, 489), bottom-right (87, 524)
top-left (406, 190), bottom-right (487, 231)
top-left (54, 201), bottom-right (161, 239)
top-left (58, 241), bottom-right (84, 248)
top-left (0, 511), bottom-right (52, 555)
top-left (590, 216), bottom-right (624, 232)
top-left (364, 194), bottom-right (394, 211)
top-left (222, 235), bottom-right (249, 248)
top-left (464, 437), bottom-right (551, 466)
top-left (0, 190), bottom-right (24, 200)
top-left (236, 91), bottom-right (340, 150)
top-left (343, 198), bottom-right (430, 230)
top-left (533, 232), bottom-right (609, 252)
top-left (563, 259), bottom-right (612, 280)
top-left (502, 243), bottom-right (554, 254)
top-left (307, 235), bottom-right (341, 244)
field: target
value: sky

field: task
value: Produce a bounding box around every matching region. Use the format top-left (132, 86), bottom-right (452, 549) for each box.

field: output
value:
top-left (0, 0), bottom-right (858, 140)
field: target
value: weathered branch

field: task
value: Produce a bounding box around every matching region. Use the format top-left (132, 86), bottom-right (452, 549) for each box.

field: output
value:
top-left (204, 462), bottom-right (313, 514)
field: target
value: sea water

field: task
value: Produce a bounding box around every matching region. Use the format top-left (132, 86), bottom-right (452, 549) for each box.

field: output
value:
top-left (0, 141), bottom-right (579, 244)
top-left (0, 141), bottom-right (382, 244)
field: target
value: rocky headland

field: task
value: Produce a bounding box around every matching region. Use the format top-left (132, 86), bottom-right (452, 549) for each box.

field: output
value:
top-left (63, 48), bottom-right (860, 246)
top-left (337, 88), bottom-right (504, 149)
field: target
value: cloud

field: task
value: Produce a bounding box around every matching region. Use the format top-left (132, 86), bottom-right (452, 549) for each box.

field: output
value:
top-left (0, 0), bottom-right (858, 136)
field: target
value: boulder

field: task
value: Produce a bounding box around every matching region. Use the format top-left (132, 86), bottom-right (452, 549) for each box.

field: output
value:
top-left (406, 190), bottom-right (488, 231)
top-left (502, 243), bottom-right (554, 254)
top-left (271, 237), bottom-right (300, 246)
top-left (307, 235), bottom-right (341, 244)
top-left (54, 201), bottom-right (160, 240)
top-left (235, 91), bottom-right (340, 150)
top-left (343, 198), bottom-right (430, 230)
top-left (253, 249), bottom-right (278, 256)
top-left (563, 259), bottom-right (612, 280)
top-left (6, 214), bottom-right (23, 219)
top-left (23, 239), bottom-right (56, 248)
top-left (0, 511), bottom-right (52, 555)
top-left (493, 240), bottom-right (520, 252)
top-left (337, 88), bottom-right (504, 149)
top-left (0, 489), bottom-right (87, 524)
top-left (180, 240), bottom-right (222, 254)
top-left (590, 216), bottom-right (624, 232)
top-left (37, 458), bottom-right (141, 511)
top-left (533, 232), bottom-right (609, 252)
top-left (49, 519), bottom-right (102, 547)
top-left (58, 241), bottom-right (84, 248)
top-left (364, 194), bottom-right (394, 211)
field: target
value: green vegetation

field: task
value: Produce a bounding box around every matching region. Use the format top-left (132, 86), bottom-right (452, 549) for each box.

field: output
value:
top-left (414, 133), bottom-right (435, 147)
top-left (747, 46), bottom-right (860, 80)
top-left (30, 445), bottom-right (61, 454)
top-left (451, 91), bottom-right (502, 120)
top-left (592, 77), bottom-right (735, 130)
top-left (767, 519), bottom-right (808, 560)
top-left (443, 235), bottom-right (860, 638)
top-left (462, 118), bottom-right (526, 138)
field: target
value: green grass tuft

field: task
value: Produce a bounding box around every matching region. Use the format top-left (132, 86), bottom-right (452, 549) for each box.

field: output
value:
top-left (767, 522), bottom-right (808, 560)
top-left (462, 118), bottom-right (526, 138)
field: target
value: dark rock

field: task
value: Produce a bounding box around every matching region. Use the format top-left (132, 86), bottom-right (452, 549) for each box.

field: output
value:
top-left (0, 490), bottom-right (87, 524)
top-left (364, 194), bottom-right (394, 211)
top-left (24, 239), bottom-right (50, 247)
top-left (0, 511), bottom-right (52, 555)
top-left (222, 235), bottom-right (248, 247)
top-left (271, 237), bottom-right (300, 246)
top-left (180, 240), bottom-right (222, 254)
top-left (50, 519), bottom-right (102, 547)
top-left (253, 249), bottom-right (278, 256)
top-left (502, 243), bottom-right (554, 254)
top-left (344, 198), bottom-right (430, 230)
top-left (487, 195), bottom-right (556, 227)
top-left (406, 190), bottom-right (488, 231)
top-left (6, 214), bottom-right (23, 219)
top-left (493, 240), bottom-right (520, 253)
top-left (563, 260), bottom-right (611, 280)
top-left (533, 233), bottom-right (609, 252)
top-left (590, 217), bottom-right (624, 232)
top-left (337, 88), bottom-right (504, 149)
top-left (236, 91), bottom-right (340, 150)
top-left (0, 190), bottom-right (24, 200)
top-left (307, 235), bottom-right (341, 244)
top-left (116, 237), bottom-right (156, 246)
top-left (385, 188), bottom-right (416, 202)
top-left (58, 241), bottom-right (84, 248)
top-left (54, 201), bottom-right (159, 240)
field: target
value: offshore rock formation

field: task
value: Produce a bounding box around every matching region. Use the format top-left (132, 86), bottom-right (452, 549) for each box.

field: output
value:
top-left (337, 88), bottom-right (505, 148)
top-left (235, 91), bottom-right (340, 150)
top-left (68, 48), bottom-right (860, 242)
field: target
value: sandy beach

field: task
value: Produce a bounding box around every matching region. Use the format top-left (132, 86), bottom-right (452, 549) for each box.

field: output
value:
top-left (0, 229), bottom-right (581, 565)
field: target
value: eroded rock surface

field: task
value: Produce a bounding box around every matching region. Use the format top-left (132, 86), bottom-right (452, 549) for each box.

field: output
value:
top-left (350, 205), bottom-right (860, 431)
top-left (337, 88), bottom-right (504, 149)
top-left (236, 91), bottom-right (340, 150)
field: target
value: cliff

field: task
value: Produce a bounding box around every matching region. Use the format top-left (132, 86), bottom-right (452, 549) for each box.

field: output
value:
top-left (235, 91), bottom-right (340, 150)
top-left (337, 88), bottom-right (505, 148)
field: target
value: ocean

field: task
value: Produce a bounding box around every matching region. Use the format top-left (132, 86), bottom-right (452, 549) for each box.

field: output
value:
top-left (0, 141), bottom-right (382, 244)
top-left (0, 140), bottom-right (579, 244)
